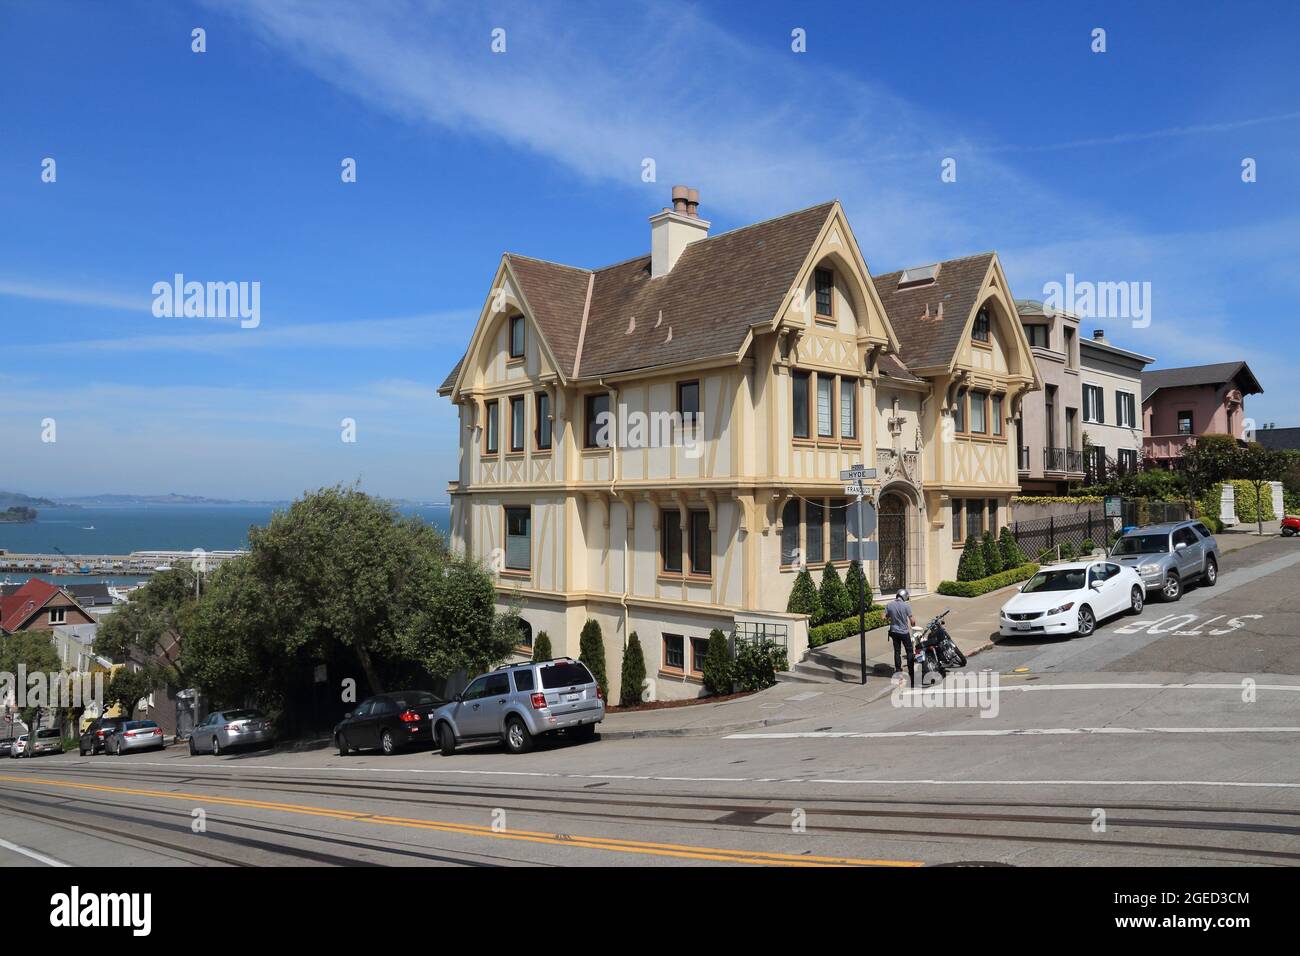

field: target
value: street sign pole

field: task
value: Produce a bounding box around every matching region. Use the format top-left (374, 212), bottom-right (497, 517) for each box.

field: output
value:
top-left (840, 465), bottom-right (877, 686)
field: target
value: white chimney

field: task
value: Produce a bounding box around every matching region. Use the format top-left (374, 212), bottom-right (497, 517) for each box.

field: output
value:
top-left (649, 185), bottom-right (709, 278)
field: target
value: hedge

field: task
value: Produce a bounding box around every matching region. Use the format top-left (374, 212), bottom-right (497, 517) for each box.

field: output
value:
top-left (808, 609), bottom-right (887, 648)
top-left (937, 562), bottom-right (1039, 598)
top-left (1012, 495), bottom-right (1104, 505)
top-left (1230, 479), bottom-right (1276, 523)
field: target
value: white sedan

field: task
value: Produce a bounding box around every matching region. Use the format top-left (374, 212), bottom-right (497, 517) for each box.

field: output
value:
top-left (1000, 560), bottom-right (1146, 638)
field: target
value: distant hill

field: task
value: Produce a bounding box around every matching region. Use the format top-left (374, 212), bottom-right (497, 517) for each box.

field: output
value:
top-left (0, 490), bottom-right (62, 508)
top-left (54, 493), bottom-right (289, 507)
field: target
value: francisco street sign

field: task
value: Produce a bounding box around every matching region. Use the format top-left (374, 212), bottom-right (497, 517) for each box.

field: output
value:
top-left (844, 483), bottom-right (872, 496)
top-left (839, 466), bottom-right (878, 482)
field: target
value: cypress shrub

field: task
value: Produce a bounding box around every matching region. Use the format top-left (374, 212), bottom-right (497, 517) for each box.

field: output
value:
top-left (844, 560), bottom-right (870, 614)
top-left (981, 531), bottom-right (1004, 575)
top-left (998, 527), bottom-right (1027, 568)
top-left (701, 628), bottom-right (733, 696)
top-left (578, 619), bottom-right (608, 701)
top-left (956, 534), bottom-right (986, 581)
top-left (818, 562), bottom-right (852, 623)
top-left (618, 632), bottom-right (647, 707)
top-left (786, 567), bottom-right (823, 622)
top-left (531, 631), bottom-right (553, 662)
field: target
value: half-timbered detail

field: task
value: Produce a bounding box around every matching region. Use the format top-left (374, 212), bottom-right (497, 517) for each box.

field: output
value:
top-left (440, 191), bottom-right (1040, 700)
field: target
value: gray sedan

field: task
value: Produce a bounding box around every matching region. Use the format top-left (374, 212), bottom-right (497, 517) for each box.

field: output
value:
top-left (106, 720), bottom-right (165, 754)
top-left (188, 709), bottom-right (274, 756)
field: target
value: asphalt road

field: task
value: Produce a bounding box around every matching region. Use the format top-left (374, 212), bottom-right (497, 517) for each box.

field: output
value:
top-left (1, 538), bottom-right (1297, 867)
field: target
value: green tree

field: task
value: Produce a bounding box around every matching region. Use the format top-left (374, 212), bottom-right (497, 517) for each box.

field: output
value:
top-left (531, 631), bottom-right (553, 662)
top-left (818, 562), bottom-right (851, 623)
top-left (956, 534), bottom-right (986, 581)
top-left (578, 619), bottom-right (608, 701)
top-left (981, 531), bottom-right (1004, 574)
top-left (786, 567), bottom-right (823, 622)
top-left (0, 630), bottom-right (61, 729)
top-left (844, 560), bottom-right (870, 614)
top-left (998, 527), bottom-right (1027, 567)
top-left (618, 632), bottom-right (647, 707)
top-left (1236, 443), bottom-right (1288, 535)
top-left (1180, 433), bottom-right (1240, 509)
top-left (96, 566), bottom-right (198, 687)
top-left (701, 628), bottom-right (733, 696)
top-left (104, 665), bottom-right (162, 722)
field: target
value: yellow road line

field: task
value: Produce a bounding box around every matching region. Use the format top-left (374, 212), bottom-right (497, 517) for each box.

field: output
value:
top-left (0, 773), bottom-right (922, 867)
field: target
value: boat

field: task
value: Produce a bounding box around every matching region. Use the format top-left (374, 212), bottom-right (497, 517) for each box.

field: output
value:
top-left (82, 525), bottom-right (95, 531)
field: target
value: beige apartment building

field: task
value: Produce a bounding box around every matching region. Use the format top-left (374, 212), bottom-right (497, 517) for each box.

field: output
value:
top-left (439, 189), bottom-right (1041, 700)
top-left (1079, 329), bottom-right (1154, 481)
top-left (1014, 300), bottom-right (1085, 493)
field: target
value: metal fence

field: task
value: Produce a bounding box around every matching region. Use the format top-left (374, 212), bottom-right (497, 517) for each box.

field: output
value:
top-left (1010, 509), bottom-right (1121, 560)
top-left (731, 621), bottom-right (788, 654)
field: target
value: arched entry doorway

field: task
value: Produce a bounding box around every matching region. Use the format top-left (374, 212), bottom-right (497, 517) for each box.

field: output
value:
top-left (877, 492), bottom-right (908, 593)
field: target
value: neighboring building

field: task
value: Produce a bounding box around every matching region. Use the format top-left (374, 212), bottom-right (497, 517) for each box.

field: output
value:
top-left (1142, 362), bottom-right (1264, 465)
top-left (1256, 425), bottom-right (1300, 452)
top-left (1078, 328), bottom-right (1155, 483)
top-left (1013, 300), bottom-right (1085, 493)
top-left (0, 578), bottom-right (96, 634)
top-left (438, 188), bottom-right (1040, 699)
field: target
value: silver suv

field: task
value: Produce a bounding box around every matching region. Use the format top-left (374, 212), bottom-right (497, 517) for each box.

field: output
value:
top-left (1109, 520), bottom-right (1220, 602)
top-left (432, 658), bottom-right (604, 755)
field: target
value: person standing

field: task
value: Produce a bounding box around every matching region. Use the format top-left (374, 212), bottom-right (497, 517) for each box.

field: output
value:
top-left (884, 589), bottom-right (918, 687)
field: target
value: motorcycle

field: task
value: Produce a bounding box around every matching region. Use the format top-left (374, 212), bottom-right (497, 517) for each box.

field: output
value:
top-left (911, 609), bottom-right (967, 684)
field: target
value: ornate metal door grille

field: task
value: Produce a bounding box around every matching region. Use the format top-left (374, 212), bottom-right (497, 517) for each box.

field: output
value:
top-left (877, 497), bottom-right (907, 593)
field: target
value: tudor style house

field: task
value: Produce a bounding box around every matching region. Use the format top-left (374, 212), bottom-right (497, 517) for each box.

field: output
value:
top-left (439, 188), bottom-right (1041, 700)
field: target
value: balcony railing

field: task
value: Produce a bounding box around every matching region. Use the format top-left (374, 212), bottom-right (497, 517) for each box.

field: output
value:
top-left (1044, 447), bottom-right (1084, 474)
top-left (1144, 433), bottom-right (1197, 461)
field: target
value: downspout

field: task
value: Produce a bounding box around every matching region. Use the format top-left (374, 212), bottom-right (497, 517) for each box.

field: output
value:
top-left (599, 376), bottom-right (630, 650)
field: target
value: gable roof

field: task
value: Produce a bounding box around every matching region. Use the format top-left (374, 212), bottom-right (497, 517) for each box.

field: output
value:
top-left (1141, 362), bottom-right (1263, 403)
top-left (438, 202), bottom-right (838, 391)
top-left (0, 578), bottom-right (61, 633)
top-left (871, 252), bottom-right (996, 372)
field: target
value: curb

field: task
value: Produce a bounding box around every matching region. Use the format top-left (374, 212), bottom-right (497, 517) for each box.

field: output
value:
top-left (598, 715), bottom-right (800, 740)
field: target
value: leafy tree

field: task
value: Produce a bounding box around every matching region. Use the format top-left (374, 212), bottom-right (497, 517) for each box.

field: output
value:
top-left (844, 560), bottom-right (870, 614)
top-left (818, 562), bottom-right (851, 623)
top-left (618, 632), bottom-right (646, 707)
top-left (0, 630), bottom-right (61, 729)
top-left (981, 531), bottom-right (1004, 574)
top-left (956, 534), bottom-right (986, 581)
top-left (531, 631), bottom-right (553, 662)
top-left (786, 567), bottom-right (823, 622)
top-left (701, 628), bottom-right (733, 696)
top-left (1236, 443), bottom-right (1288, 535)
top-left (998, 527), bottom-right (1027, 568)
top-left (96, 566), bottom-right (198, 687)
top-left (104, 665), bottom-right (162, 722)
top-left (1180, 433), bottom-right (1240, 507)
top-left (578, 619), bottom-right (608, 701)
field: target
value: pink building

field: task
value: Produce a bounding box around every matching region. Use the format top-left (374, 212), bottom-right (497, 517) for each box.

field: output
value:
top-left (1141, 361), bottom-right (1263, 464)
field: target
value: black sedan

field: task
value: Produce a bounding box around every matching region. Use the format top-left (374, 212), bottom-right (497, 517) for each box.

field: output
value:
top-left (79, 716), bottom-right (128, 756)
top-left (334, 690), bottom-right (443, 756)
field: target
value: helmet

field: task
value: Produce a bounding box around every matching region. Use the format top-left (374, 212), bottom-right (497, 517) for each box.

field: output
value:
top-left (896, 588), bottom-right (910, 602)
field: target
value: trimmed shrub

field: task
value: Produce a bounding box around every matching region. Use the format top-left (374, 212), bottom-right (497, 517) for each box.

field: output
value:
top-left (578, 619), bottom-right (608, 701)
top-left (808, 610), bottom-right (889, 647)
top-left (938, 562), bottom-right (1039, 598)
top-left (701, 628), bottom-right (733, 696)
top-left (1038, 546), bottom-right (1056, 563)
top-left (998, 527), bottom-right (1027, 568)
top-left (1230, 479), bottom-right (1276, 523)
top-left (732, 641), bottom-right (788, 692)
top-left (531, 631), bottom-right (553, 662)
top-left (956, 534), bottom-right (986, 581)
top-left (786, 567), bottom-right (823, 622)
top-left (618, 632), bottom-right (646, 707)
top-left (1080, 538), bottom-right (1096, 555)
top-left (818, 562), bottom-right (852, 624)
top-left (981, 531), bottom-right (1004, 575)
top-left (844, 559), bottom-right (870, 615)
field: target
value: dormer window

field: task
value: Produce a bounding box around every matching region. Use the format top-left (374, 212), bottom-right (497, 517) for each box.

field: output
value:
top-left (814, 268), bottom-right (834, 320)
top-left (509, 315), bottom-right (525, 359)
top-left (972, 307), bottom-right (991, 343)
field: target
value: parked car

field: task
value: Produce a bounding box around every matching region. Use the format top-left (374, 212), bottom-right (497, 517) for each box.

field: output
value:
top-left (334, 690), bottom-right (444, 756)
top-left (8, 734), bottom-right (27, 758)
top-left (1000, 559), bottom-right (1146, 638)
top-left (189, 708), bottom-right (274, 756)
top-left (0, 737), bottom-right (14, 758)
top-left (105, 720), bottom-right (166, 755)
top-left (1281, 515), bottom-right (1300, 537)
top-left (79, 716), bottom-right (128, 756)
top-left (24, 728), bottom-right (64, 757)
top-left (1109, 520), bottom-right (1220, 601)
top-left (432, 658), bottom-right (604, 756)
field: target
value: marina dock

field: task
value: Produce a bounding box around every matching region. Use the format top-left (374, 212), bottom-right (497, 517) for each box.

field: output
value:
top-left (0, 549), bottom-right (248, 576)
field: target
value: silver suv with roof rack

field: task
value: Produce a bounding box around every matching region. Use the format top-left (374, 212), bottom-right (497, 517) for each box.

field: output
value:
top-left (1109, 520), bottom-right (1220, 601)
top-left (431, 657), bottom-right (604, 755)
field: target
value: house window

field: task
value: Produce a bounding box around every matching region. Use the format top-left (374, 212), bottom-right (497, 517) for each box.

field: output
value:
top-left (829, 500), bottom-right (847, 562)
top-left (1064, 326), bottom-right (1076, 368)
top-left (1177, 411), bottom-right (1193, 435)
top-left (585, 393), bottom-right (611, 448)
top-left (484, 400), bottom-right (499, 454)
top-left (689, 511), bottom-right (711, 576)
top-left (504, 507), bottom-right (531, 571)
top-left (1025, 324), bottom-right (1049, 348)
top-left (952, 390), bottom-right (966, 433)
top-left (48, 607), bottom-right (66, 625)
top-left (509, 315), bottom-right (525, 358)
top-left (780, 499), bottom-right (800, 566)
top-left (535, 392), bottom-right (552, 449)
top-left (792, 371), bottom-right (810, 439)
top-left (972, 307), bottom-right (990, 343)
top-left (515, 620), bottom-right (533, 650)
top-left (806, 500), bottom-right (824, 565)
top-left (970, 391), bottom-right (988, 434)
top-left (952, 499), bottom-right (963, 543)
top-left (677, 380), bottom-right (700, 433)
top-left (840, 377), bottom-right (857, 440)
top-left (814, 268), bottom-right (834, 319)
top-left (1083, 384), bottom-right (1105, 424)
top-left (991, 394), bottom-right (1004, 436)
top-left (966, 499), bottom-right (985, 541)
top-left (661, 511), bottom-right (683, 574)
top-left (1117, 448), bottom-right (1139, 474)
top-left (817, 376), bottom-right (834, 438)
top-left (690, 637), bottom-right (709, 676)
top-left (509, 396), bottom-right (525, 452)
top-left (1116, 391), bottom-right (1136, 428)
top-left (663, 634), bottom-right (685, 672)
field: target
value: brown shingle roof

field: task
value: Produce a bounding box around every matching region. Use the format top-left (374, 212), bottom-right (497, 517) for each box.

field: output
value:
top-left (505, 254), bottom-right (592, 376)
top-left (871, 252), bottom-right (995, 373)
top-left (1141, 362), bottom-right (1263, 403)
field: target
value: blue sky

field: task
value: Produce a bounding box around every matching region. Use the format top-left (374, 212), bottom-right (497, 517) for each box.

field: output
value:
top-left (2, 0), bottom-right (1297, 500)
